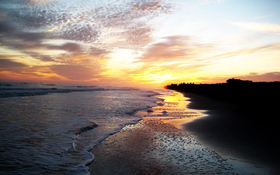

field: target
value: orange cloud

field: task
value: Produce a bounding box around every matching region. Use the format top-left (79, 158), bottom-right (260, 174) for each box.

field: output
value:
top-left (50, 64), bottom-right (105, 81)
top-left (137, 36), bottom-right (212, 63)
top-left (0, 65), bottom-right (63, 83)
top-left (236, 72), bottom-right (280, 82)
top-left (0, 51), bottom-right (109, 83)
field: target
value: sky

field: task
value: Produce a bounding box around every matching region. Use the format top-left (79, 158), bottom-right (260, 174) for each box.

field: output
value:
top-left (0, 0), bottom-right (280, 88)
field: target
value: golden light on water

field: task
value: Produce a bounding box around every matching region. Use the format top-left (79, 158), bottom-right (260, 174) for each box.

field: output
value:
top-left (140, 91), bottom-right (206, 130)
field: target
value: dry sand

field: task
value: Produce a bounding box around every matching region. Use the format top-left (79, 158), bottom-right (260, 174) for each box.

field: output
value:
top-left (89, 91), bottom-right (271, 175)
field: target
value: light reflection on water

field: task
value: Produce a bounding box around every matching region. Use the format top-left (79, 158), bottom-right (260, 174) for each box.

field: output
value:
top-left (142, 91), bottom-right (206, 130)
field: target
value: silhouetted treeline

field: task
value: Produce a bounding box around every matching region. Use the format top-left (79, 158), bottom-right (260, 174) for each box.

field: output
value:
top-left (165, 78), bottom-right (280, 131)
top-left (166, 78), bottom-right (280, 103)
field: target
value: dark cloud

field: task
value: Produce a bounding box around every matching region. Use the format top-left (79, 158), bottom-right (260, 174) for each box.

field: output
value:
top-left (0, 21), bottom-right (47, 51)
top-left (0, 22), bottom-right (16, 34)
top-left (37, 55), bottom-right (56, 62)
top-left (6, 0), bottom-right (68, 30)
top-left (15, 32), bottom-right (46, 42)
top-left (0, 23), bottom-right (92, 59)
top-left (47, 42), bottom-right (81, 53)
top-left (59, 43), bottom-right (81, 52)
top-left (88, 46), bottom-right (110, 57)
top-left (0, 59), bottom-right (27, 68)
top-left (59, 24), bottom-right (99, 43)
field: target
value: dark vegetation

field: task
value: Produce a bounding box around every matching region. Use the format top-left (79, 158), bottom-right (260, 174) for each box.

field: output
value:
top-left (165, 78), bottom-right (280, 131)
top-left (166, 79), bottom-right (280, 173)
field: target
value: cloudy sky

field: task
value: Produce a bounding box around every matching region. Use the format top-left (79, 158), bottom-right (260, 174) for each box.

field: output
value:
top-left (0, 0), bottom-right (280, 88)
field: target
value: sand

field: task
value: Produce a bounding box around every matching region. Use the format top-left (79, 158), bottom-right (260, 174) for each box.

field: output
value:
top-left (88, 91), bottom-right (273, 175)
top-left (90, 118), bottom-right (233, 174)
top-left (183, 93), bottom-right (280, 174)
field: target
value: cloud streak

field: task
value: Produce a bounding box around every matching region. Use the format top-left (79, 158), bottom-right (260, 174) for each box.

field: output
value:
top-left (205, 43), bottom-right (280, 60)
top-left (236, 72), bottom-right (280, 82)
top-left (0, 59), bottom-right (28, 69)
top-left (137, 36), bottom-right (213, 63)
top-left (229, 21), bottom-right (280, 35)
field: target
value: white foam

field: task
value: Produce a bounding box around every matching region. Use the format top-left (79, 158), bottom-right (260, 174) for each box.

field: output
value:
top-left (85, 118), bottom-right (143, 152)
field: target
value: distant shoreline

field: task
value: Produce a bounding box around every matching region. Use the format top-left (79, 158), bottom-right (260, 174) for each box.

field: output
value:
top-left (166, 79), bottom-right (280, 174)
top-left (165, 78), bottom-right (280, 132)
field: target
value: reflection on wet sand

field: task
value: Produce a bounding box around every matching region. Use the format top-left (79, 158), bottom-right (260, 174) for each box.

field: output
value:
top-left (139, 91), bottom-right (206, 130)
top-left (90, 91), bottom-right (270, 175)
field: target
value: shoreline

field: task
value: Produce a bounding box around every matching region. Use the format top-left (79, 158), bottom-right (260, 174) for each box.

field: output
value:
top-left (89, 117), bottom-right (264, 175)
top-left (88, 91), bottom-right (272, 174)
top-left (182, 92), bottom-right (280, 174)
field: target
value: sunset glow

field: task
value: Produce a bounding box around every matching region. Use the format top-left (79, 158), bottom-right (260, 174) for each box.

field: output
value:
top-left (1, 0), bottom-right (280, 88)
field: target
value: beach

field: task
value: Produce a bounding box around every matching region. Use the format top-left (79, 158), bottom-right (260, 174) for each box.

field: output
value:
top-left (89, 91), bottom-right (271, 174)
top-left (182, 93), bottom-right (280, 174)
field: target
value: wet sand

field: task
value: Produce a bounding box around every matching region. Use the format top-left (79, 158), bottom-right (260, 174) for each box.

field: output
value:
top-left (183, 93), bottom-right (280, 174)
top-left (89, 91), bottom-right (272, 174)
top-left (90, 118), bottom-right (241, 174)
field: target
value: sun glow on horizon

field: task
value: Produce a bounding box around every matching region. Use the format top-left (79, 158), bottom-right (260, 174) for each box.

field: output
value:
top-left (142, 73), bottom-right (178, 84)
top-left (1, 0), bottom-right (280, 87)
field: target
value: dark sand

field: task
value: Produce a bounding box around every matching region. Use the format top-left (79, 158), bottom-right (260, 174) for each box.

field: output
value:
top-left (89, 92), bottom-right (272, 175)
top-left (183, 93), bottom-right (280, 174)
top-left (89, 118), bottom-right (236, 174)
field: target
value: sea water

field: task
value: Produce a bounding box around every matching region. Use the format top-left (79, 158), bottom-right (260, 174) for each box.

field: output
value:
top-left (0, 83), bottom-right (160, 174)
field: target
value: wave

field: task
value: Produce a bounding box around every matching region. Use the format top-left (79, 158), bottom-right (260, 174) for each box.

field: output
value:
top-left (0, 82), bottom-right (146, 98)
top-left (76, 118), bottom-right (143, 175)
top-left (0, 84), bottom-right (108, 98)
top-left (0, 88), bottom-right (106, 98)
top-left (75, 122), bottom-right (99, 135)
top-left (0, 82), bottom-right (163, 175)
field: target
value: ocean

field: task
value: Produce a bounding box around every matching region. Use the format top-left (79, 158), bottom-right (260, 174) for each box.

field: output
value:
top-left (0, 83), bottom-right (161, 174)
